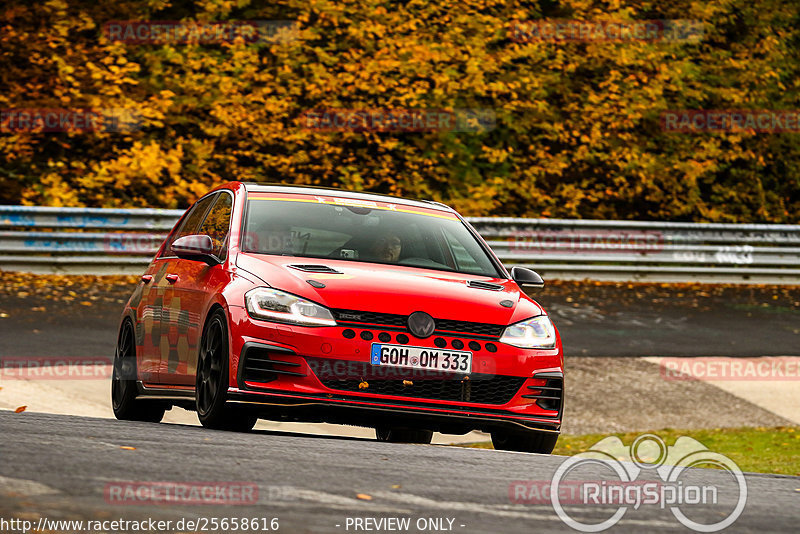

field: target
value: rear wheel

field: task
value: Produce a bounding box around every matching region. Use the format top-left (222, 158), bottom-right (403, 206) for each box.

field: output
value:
top-left (196, 310), bottom-right (257, 432)
top-left (375, 426), bottom-right (433, 444)
top-left (111, 321), bottom-right (166, 423)
top-left (491, 429), bottom-right (558, 454)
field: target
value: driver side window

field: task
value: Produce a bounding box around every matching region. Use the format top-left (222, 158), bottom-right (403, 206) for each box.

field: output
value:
top-left (198, 193), bottom-right (233, 260)
top-left (162, 194), bottom-right (217, 257)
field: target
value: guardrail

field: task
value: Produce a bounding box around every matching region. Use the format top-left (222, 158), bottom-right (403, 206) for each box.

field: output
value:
top-left (2, 205), bottom-right (799, 283)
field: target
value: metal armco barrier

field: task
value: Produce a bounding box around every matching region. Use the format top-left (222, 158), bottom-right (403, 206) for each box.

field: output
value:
top-left (2, 206), bottom-right (800, 284)
top-left (0, 206), bottom-right (182, 275)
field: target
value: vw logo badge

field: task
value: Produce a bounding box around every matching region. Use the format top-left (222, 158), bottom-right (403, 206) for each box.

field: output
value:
top-left (407, 311), bottom-right (436, 338)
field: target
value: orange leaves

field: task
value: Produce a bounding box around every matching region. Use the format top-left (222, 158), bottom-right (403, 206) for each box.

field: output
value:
top-left (14, 406), bottom-right (27, 413)
top-left (3, 0), bottom-right (800, 224)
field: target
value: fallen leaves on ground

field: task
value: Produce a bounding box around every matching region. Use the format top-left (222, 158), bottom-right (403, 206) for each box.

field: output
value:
top-left (0, 271), bottom-right (137, 304)
top-left (541, 280), bottom-right (800, 313)
top-left (14, 406), bottom-right (26, 413)
top-left (356, 493), bottom-right (372, 500)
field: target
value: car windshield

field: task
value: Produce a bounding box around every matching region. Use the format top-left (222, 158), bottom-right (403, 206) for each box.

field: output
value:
top-left (242, 193), bottom-right (501, 277)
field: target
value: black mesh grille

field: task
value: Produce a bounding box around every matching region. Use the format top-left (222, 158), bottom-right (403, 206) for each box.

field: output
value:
top-left (241, 346), bottom-right (305, 384)
top-left (310, 359), bottom-right (525, 405)
top-left (332, 309), bottom-right (407, 327)
top-left (332, 309), bottom-right (504, 338)
top-left (434, 319), bottom-right (504, 337)
top-left (522, 377), bottom-right (563, 412)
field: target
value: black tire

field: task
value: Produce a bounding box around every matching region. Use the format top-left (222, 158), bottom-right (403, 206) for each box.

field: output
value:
top-left (375, 426), bottom-right (433, 444)
top-left (111, 321), bottom-right (166, 423)
top-left (196, 310), bottom-right (257, 432)
top-left (491, 429), bottom-right (558, 454)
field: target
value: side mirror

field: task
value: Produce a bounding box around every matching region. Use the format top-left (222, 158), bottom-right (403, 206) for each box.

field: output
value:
top-left (511, 266), bottom-right (544, 289)
top-left (172, 235), bottom-right (218, 265)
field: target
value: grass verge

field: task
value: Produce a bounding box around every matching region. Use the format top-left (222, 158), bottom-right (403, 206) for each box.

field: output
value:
top-left (456, 426), bottom-right (800, 476)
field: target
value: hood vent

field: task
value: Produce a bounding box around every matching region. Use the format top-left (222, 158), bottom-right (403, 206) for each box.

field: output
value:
top-left (467, 280), bottom-right (504, 291)
top-left (289, 264), bottom-right (341, 274)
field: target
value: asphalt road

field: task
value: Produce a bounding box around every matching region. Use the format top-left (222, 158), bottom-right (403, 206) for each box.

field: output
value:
top-left (1, 412), bottom-right (797, 533)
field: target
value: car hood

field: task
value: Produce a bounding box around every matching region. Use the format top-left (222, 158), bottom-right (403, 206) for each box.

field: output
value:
top-left (236, 253), bottom-right (544, 325)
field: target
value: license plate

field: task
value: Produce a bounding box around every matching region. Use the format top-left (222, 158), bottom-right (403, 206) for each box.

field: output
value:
top-left (370, 343), bottom-right (472, 373)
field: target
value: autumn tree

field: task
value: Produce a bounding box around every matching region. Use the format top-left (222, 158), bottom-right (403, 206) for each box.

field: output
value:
top-left (1, 0), bottom-right (799, 222)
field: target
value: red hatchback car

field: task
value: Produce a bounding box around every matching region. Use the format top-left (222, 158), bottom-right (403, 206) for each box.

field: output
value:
top-left (112, 183), bottom-right (564, 453)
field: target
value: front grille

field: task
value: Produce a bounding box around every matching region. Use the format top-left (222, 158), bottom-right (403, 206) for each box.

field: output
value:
top-left (332, 309), bottom-right (407, 327)
top-left (311, 361), bottom-right (525, 405)
top-left (434, 319), bottom-right (504, 337)
top-left (332, 309), bottom-right (504, 338)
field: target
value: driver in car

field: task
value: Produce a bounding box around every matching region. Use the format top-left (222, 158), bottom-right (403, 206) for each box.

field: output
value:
top-left (369, 232), bottom-right (402, 263)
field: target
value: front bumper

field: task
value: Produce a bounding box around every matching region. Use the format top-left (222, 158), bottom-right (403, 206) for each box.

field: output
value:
top-left (227, 306), bottom-right (564, 433)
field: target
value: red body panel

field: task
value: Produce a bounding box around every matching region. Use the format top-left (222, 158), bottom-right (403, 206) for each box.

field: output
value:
top-left (120, 182), bottom-right (564, 432)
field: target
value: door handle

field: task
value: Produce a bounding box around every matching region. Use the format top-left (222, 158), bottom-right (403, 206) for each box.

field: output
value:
top-left (141, 275), bottom-right (153, 284)
top-left (166, 274), bottom-right (179, 284)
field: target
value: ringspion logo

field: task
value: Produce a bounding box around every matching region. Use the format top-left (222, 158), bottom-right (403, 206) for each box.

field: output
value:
top-left (543, 434), bottom-right (747, 532)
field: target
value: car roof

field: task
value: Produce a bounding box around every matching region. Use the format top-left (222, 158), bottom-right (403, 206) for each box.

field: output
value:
top-left (241, 182), bottom-right (455, 212)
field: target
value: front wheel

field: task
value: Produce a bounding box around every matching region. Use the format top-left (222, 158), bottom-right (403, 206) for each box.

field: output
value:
top-left (196, 310), bottom-right (257, 432)
top-left (111, 321), bottom-right (166, 423)
top-left (375, 426), bottom-right (433, 444)
top-left (491, 429), bottom-right (558, 454)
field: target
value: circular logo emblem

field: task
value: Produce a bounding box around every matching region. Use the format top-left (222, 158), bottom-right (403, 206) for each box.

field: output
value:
top-left (407, 311), bottom-right (436, 338)
top-left (410, 356), bottom-right (419, 366)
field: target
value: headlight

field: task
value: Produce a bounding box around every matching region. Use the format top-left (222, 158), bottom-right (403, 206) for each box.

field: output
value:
top-left (499, 315), bottom-right (556, 349)
top-left (245, 288), bottom-right (336, 327)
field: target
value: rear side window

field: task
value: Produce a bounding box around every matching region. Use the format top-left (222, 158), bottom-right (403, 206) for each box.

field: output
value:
top-left (198, 193), bottom-right (233, 259)
top-left (162, 194), bottom-right (217, 257)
